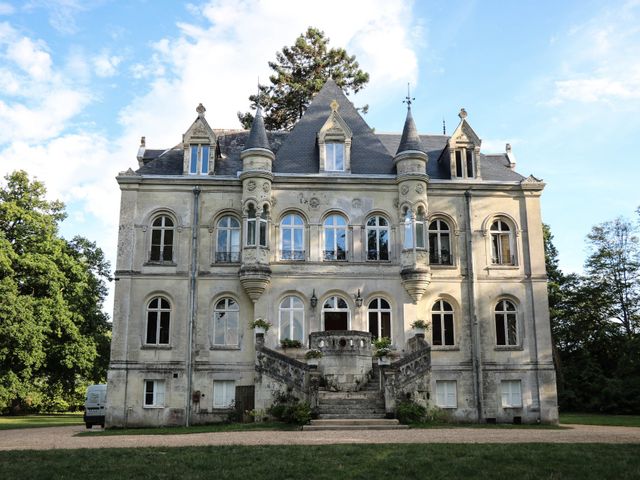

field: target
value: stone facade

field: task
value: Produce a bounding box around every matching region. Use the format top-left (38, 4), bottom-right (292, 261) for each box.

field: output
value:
top-left (106, 80), bottom-right (558, 427)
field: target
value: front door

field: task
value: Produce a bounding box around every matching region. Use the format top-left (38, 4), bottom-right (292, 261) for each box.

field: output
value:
top-left (324, 312), bottom-right (348, 331)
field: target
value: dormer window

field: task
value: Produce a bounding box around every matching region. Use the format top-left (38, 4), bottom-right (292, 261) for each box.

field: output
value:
top-left (454, 148), bottom-right (474, 178)
top-left (325, 142), bottom-right (345, 171)
top-left (447, 108), bottom-right (481, 180)
top-left (189, 145), bottom-right (210, 175)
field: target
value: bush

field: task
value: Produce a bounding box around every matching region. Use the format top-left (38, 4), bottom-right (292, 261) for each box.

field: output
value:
top-left (267, 390), bottom-right (312, 425)
top-left (396, 401), bottom-right (427, 424)
top-left (280, 338), bottom-right (303, 349)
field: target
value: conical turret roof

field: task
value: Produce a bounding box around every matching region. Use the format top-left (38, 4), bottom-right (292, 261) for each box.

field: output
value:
top-left (244, 106), bottom-right (271, 151)
top-left (396, 107), bottom-right (425, 155)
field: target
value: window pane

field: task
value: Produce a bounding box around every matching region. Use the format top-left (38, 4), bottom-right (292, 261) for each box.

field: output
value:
top-left (444, 314), bottom-right (454, 345)
top-left (293, 311), bottom-right (303, 342)
top-left (507, 314), bottom-right (517, 345)
top-left (416, 221), bottom-right (425, 248)
top-left (432, 314), bottom-right (442, 346)
top-left (201, 146), bottom-right (209, 174)
top-left (368, 312), bottom-right (378, 339)
top-left (248, 220), bottom-right (256, 245)
top-left (190, 146), bottom-right (198, 174)
top-left (466, 150), bottom-right (474, 177)
top-left (294, 228), bottom-right (303, 251)
top-left (367, 230), bottom-right (377, 260)
top-left (146, 313), bottom-right (157, 344)
top-left (379, 230), bottom-right (389, 260)
top-left (500, 234), bottom-right (511, 264)
top-left (214, 314), bottom-right (225, 345)
top-left (159, 311), bottom-right (170, 344)
top-left (334, 144), bottom-right (344, 170)
top-left (381, 312), bottom-right (391, 339)
top-left (163, 230), bottom-right (173, 261)
top-left (227, 312), bottom-right (238, 345)
top-left (217, 229), bottom-right (227, 252)
top-left (455, 150), bottom-right (463, 177)
top-left (496, 315), bottom-right (506, 345)
top-left (281, 311), bottom-right (291, 340)
top-left (259, 220), bottom-right (267, 247)
top-left (491, 234), bottom-right (500, 263)
top-left (337, 297), bottom-right (348, 309)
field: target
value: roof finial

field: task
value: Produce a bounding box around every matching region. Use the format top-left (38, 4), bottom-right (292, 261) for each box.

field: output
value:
top-left (403, 82), bottom-right (414, 109)
top-left (330, 99), bottom-right (339, 112)
top-left (442, 118), bottom-right (446, 135)
top-left (196, 103), bottom-right (206, 117)
top-left (458, 108), bottom-right (467, 120)
top-left (256, 77), bottom-right (261, 110)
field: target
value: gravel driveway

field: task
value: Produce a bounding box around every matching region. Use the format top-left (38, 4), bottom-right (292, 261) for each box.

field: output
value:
top-left (1, 424), bottom-right (639, 451)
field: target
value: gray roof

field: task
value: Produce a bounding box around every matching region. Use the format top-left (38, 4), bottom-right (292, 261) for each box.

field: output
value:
top-left (396, 107), bottom-right (425, 154)
top-left (244, 106), bottom-right (271, 151)
top-left (134, 80), bottom-right (526, 182)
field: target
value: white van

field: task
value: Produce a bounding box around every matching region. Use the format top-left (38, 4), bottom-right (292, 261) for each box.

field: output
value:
top-left (83, 384), bottom-right (107, 428)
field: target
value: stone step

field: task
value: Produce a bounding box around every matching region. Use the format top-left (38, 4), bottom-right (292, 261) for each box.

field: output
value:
top-left (318, 391), bottom-right (382, 401)
top-left (310, 418), bottom-right (400, 426)
top-left (303, 424), bottom-right (409, 431)
top-left (317, 406), bottom-right (386, 414)
top-left (317, 397), bottom-right (384, 406)
top-left (317, 413), bottom-right (389, 419)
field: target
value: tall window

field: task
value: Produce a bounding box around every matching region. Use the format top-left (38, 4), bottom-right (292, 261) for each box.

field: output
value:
top-left (368, 298), bottom-right (391, 340)
top-left (403, 208), bottom-right (426, 249)
top-left (501, 380), bottom-right (522, 408)
top-left (322, 296), bottom-right (349, 331)
top-left (247, 205), bottom-right (268, 247)
top-left (432, 299), bottom-right (454, 346)
top-left (490, 219), bottom-right (514, 265)
top-left (495, 299), bottom-right (518, 346)
top-left (213, 380), bottom-right (235, 408)
top-left (436, 380), bottom-right (457, 408)
top-left (189, 144), bottom-right (210, 175)
top-left (213, 298), bottom-right (239, 346)
top-left (143, 380), bottom-right (165, 407)
top-left (366, 216), bottom-right (389, 261)
top-left (280, 214), bottom-right (304, 260)
top-left (145, 297), bottom-right (170, 345)
top-left (454, 149), bottom-right (474, 178)
top-left (324, 214), bottom-right (347, 261)
top-left (149, 215), bottom-right (174, 262)
top-left (216, 216), bottom-right (240, 262)
top-left (325, 142), bottom-right (345, 171)
top-left (279, 296), bottom-right (304, 342)
top-left (429, 219), bottom-right (452, 265)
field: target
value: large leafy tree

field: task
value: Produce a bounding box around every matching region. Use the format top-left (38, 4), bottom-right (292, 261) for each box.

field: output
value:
top-left (238, 27), bottom-right (370, 131)
top-left (0, 171), bottom-right (111, 412)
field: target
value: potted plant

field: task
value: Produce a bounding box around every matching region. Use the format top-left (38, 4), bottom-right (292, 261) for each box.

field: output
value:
top-left (280, 338), bottom-right (303, 349)
top-left (249, 318), bottom-right (272, 335)
top-left (411, 319), bottom-right (428, 336)
top-left (305, 349), bottom-right (323, 367)
top-left (373, 337), bottom-right (392, 365)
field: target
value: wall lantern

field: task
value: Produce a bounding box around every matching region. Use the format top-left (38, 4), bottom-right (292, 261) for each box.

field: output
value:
top-left (310, 289), bottom-right (318, 309)
top-left (354, 289), bottom-right (363, 308)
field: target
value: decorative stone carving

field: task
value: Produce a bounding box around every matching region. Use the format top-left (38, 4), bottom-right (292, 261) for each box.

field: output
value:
top-left (400, 268), bottom-right (432, 302)
top-left (309, 197), bottom-right (320, 209)
top-left (247, 180), bottom-right (256, 191)
top-left (352, 198), bottom-right (362, 209)
top-left (262, 181), bottom-right (270, 192)
top-left (400, 184), bottom-right (409, 195)
top-left (415, 184), bottom-right (424, 194)
top-left (239, 265), bottom-right (272, 302)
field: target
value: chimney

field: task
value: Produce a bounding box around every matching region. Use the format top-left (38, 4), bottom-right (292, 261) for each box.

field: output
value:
top-left (506, 143), bottom-right (516, 170)
top-left (137, 136), bottom-right (146, 168)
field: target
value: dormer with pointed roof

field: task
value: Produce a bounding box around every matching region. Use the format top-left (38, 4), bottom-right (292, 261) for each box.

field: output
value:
top-left (447, 108), bottom-right (481, 180)
top-left (182, 103), bottom-right (216, 175)
top-left (317, 99), bottom-right (353, 173)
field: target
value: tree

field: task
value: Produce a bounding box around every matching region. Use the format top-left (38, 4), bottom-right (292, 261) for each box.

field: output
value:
top-left (585, 216), bottom-right (640, 337)
top-left (237, 27), bottom-right (370, 131)
top-left (0, 171), bottom-right (111, 412)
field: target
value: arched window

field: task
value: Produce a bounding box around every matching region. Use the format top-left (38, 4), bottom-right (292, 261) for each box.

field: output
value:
top-left (322, 296), bottom-right (349, 330)
top-left (213, 298), bottom-right (239, 346)
top-left (247, 205), bottom-right (268, 247)
top-left (279, 296), bottom-right (304, 342)
top-left (323, 215), bottom-right (347, 261)
top-left (149, 215), bottom-right (174, 262)
top-left (368, 298), bottom-right (391, 340)
top-left (432, 299), bottom-right (454, 346)
top-left (366, 216), bottom-right (389, 261)
top-left (490, 219), bottom-right (515, 265)
top-left (429, 219), bottom-right (452, 265)
top-left (216, 216), bottom-right (240, 262)
top-left (403, 208), bottom-right (426, 250)
top-left (280, 214), bottom-right (305, 260)
top-left (146, 297), bottom-right (170, 345)
top-left (495, 299), bottom-right (518, 346)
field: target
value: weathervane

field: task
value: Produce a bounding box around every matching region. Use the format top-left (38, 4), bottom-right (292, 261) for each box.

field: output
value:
top-left (256, 77), bottom-right (261, 110)
top-left (403, 82), bottom-right (414, 108)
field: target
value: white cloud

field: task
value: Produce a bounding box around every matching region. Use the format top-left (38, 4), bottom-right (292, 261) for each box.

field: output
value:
top-left (93, 51), bottom-right (122, 78)
top-left (5, 35), bottom-right (51, 81)
top-left (0, 2), bottom-right (14, 15)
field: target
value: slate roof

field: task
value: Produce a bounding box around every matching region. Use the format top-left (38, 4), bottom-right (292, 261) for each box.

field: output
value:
top-left (134, 80), bottom-right (525, 182)
top-left (244, 106), bottom-right (271, 151)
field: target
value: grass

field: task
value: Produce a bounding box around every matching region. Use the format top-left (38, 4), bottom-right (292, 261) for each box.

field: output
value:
top-left (560, 412), bottom-right (640, 427)
top-left (1, 444), bottom-right (639, 479)
top-left (0, 413), bottom-right (83, 430)
top-left (77, 421), bottom-right (299, 436)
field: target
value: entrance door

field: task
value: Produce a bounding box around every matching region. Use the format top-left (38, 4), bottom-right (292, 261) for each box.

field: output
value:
top-left (322, 296), bottom-right (350, 331)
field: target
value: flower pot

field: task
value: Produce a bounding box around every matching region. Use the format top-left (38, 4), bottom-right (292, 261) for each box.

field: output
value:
top-left (413, 327), bottom-right (425, 337)
top-left (307, 358), bottom-right (319, 367)
top-left (378, 356), bottom-right (391, 366)
top-left (254, 326), bottom-right (266, 335)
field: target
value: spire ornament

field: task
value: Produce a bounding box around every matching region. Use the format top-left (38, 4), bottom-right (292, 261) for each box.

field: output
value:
top-left (403, 82), bottom-right (414, 109)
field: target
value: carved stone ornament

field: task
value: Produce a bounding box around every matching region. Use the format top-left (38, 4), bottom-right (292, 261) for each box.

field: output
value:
top-left (401, 184), bottom-right (410, 195)
top-left (415, 184), bottom-right (424, 194)
top-left (192, 123), bottom-right (207, 136)
top-left (352, 198), bottom-right (362, 209)
top-left (119, 168), bottom-right (138, 176)
top-left (262, 181), bottom-right (270, 192)
top-left (247, 180), bottom-right (257, 191)
top-left (271, 196), bottom-right (278, 207)
top-left (309, 197), bottom-right (320, 209)
top-left (393, 198), bottom-right (400, 208)
top-left (521, 174), bottom-right (543, 184)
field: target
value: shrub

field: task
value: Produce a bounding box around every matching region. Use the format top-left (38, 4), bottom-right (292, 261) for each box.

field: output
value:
top-left (305, 349), bottom-right (323, 359)
top-left (267, 390), bottom-right (312, 425)
top-left (373, 337), bottom-right (392, 358)
top-left (411, 319), bottom-right (428, 329)
top-left (249, 318), bottom-right (272, 331)
top-left (396, 401), bottom-right (427, 424)
top-left (280, 338), bottom-right (303, 349)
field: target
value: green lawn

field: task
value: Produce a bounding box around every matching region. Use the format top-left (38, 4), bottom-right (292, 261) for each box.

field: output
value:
top-left (560, 412), bottom-right (640, 427)
top-left (0, 413), bottom-right (83, 430)
top-left (1, 444), bottom-right (639, 479)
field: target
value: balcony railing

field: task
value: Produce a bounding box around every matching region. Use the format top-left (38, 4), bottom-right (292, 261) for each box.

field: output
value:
top-left (280, 250), bottom-right (305, 261)
top-left (216, 251), bottom-right (241, 263)
top-left (430, 251), bottom-right (453, 265)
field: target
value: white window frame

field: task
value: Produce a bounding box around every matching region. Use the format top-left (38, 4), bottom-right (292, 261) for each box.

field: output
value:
top-left (501, 380), bottom-right (522, 408)
top-left (325, 142), bottom-right (345, 171)
top-left (436, 380), bottom-right (457, 408)
top-left (366, 216), bottom-right (390, 261)
top-left (279, 296), bottom-right (305, 342)
top-left (213, 297), bottom-right (240, 346)
top-left (490, 219), bottom-right (515, 265)
top-left (189, 144), bottom-right (210, 175)
top-left (213, 380), bottom-right (235, 408)
top-left (431, 299), bottom-right (455, 347)
top-left (495, 299), bottom-right (518, 346)
top-left (367, 298), bottom-right (392, 341)
top-left (216, 216), bottom-right (241, 263)
top-left (453, 148), bottom-right (474, 179)
top-left (143, 380), bottom-right (165, 408)
top-left (323, 214), bottom-right (348, 261)
top-left (403, 208), bottom-right (426, 250)
top-left (149, 215), bottom-right (174, 263)
top-left (280, 214), bottom-right (305, 261)
top-left (145, 296), bottom-right (171, 345)
top-left (321, 296), bottom-right (351, 330)
top-left (428, 219), bottom-right (452, 265)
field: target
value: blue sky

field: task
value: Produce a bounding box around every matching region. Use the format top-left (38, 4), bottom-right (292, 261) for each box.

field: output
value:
top-left (1, 0), bottom-right (638, 314)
